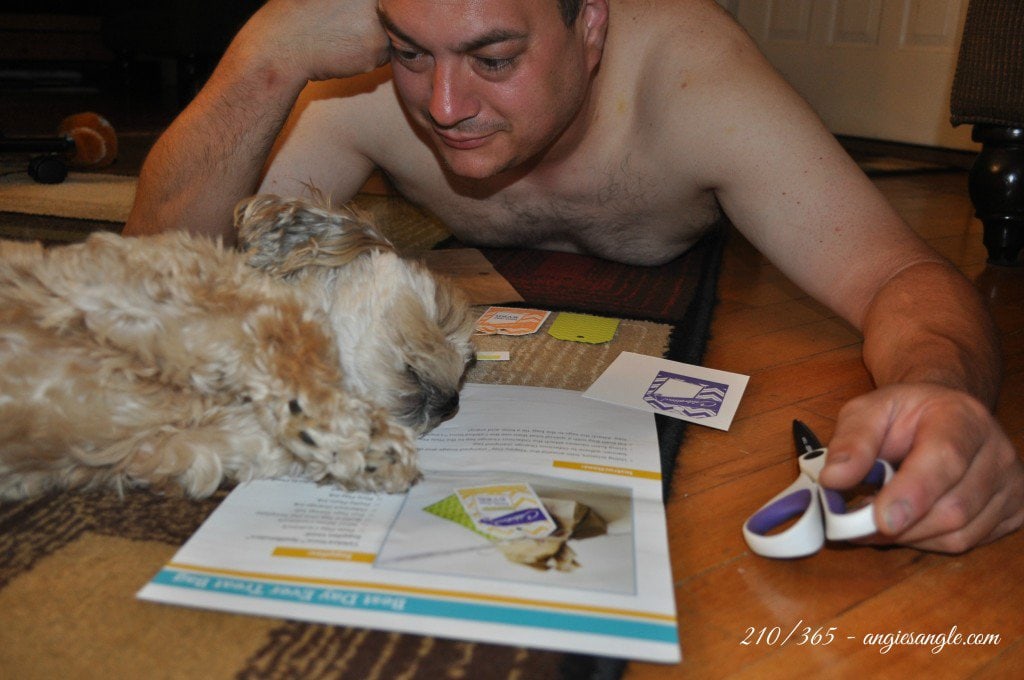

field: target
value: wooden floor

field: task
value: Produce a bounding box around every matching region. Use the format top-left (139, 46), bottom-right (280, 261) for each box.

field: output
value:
top-left (625, 170), bottom-right (1024, 678)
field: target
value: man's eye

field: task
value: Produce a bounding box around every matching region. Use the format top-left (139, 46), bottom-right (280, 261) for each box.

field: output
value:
top-left (391, 46), bottom-right (424, 63)
top-left (475, 56), bottom-right (516, 73)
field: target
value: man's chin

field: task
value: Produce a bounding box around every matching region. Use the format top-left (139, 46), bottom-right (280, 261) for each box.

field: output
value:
top-left (438, 152), bottom-right (513, 180)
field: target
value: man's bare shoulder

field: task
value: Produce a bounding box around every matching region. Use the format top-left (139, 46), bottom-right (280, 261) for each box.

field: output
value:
top-left (611, 1), bottom-right (809, 182)
top-left (623, 1), bottom-right (778, 108)
top-left (613, 0), bottom-right (755, 69)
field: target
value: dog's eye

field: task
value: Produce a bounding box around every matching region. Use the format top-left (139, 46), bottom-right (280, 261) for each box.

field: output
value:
top-left (289, 399), bottom-right (303, 415)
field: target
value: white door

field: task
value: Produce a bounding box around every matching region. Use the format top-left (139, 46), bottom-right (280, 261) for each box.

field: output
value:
top-left (721, 0), bottom-right (977, 150)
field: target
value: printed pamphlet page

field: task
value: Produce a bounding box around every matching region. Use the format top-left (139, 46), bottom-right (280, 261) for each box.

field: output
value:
top-left (138, 383), bottom-right (681, 663)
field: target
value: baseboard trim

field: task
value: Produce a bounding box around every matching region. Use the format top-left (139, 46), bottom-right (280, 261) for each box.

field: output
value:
top-left (837, 135), bottom-right (978, 170)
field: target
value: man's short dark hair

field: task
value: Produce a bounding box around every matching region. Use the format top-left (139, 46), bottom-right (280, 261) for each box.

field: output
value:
top-left (558, 0), bottom-right (584, 26)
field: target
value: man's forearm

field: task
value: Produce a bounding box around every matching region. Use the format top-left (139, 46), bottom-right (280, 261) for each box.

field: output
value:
top-left (123, 38), bottom-right (307, 239)
top-left (860, 260), bottom-right (1001, 406)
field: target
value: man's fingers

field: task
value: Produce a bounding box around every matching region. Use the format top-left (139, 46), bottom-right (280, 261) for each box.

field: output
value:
top-left (873, 421), bottom-right (975, 535)
top-left (893, 473), bottom-right (1023, 552)
top-left (872, 406), bottom-right (1022, 551)
top-left (817, 396), bottom-right (894, 487)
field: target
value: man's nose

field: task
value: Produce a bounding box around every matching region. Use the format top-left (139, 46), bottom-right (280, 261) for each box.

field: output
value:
top-left (428, 63), bottom-right (479, 128)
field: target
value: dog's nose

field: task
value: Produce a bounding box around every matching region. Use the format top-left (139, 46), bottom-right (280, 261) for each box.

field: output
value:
top-left (435, 392), bottom-right (460, 422)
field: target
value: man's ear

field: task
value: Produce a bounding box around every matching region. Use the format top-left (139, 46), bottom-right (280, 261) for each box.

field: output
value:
top-left (580, 0), bottom-right (610, 68)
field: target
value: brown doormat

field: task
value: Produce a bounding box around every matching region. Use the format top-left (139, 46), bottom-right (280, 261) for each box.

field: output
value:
top-left (0, 204), bottom-right (725, 680)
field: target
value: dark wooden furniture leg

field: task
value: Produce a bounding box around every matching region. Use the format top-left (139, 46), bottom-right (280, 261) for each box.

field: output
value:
top-left (969, 125), bottom-right (1024, 265)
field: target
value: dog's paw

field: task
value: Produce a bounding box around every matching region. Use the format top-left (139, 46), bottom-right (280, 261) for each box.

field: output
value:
top-left (266, 395), bottom-right (419, 493)
top-left (346, 408), bottom-right (420, 494)
top-left (272, 395), bottom-right (368, 479)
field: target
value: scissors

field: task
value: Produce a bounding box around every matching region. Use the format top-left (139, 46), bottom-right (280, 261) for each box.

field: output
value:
top-left (742, 420), bottom-right (895, 559)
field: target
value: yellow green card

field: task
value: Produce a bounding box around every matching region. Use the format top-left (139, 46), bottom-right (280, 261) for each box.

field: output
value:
top-left (548, 312), bottom-right (620, 344)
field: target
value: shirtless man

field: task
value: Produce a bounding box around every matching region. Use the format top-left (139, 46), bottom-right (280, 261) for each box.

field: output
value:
top-left (125, 0), bottom-right (1023, 552)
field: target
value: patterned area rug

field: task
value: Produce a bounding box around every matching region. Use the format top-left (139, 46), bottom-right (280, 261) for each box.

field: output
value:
top-left (465, 227), bottom-right (726, 324)
top-left (0, 196), bottom-right (724, 679)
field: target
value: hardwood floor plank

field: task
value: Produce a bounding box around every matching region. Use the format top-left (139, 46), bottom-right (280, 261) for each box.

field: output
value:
top-left (730, 346), bottom-right (870, 418)
top-left (703, 318), bottom-right (861, 375)
top-left (707, 298), bottom-right (832, 341)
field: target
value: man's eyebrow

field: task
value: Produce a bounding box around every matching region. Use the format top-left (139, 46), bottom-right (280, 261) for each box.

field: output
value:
top-left (378, 10), bottom-right (526, 53)
top-left (456, 29), bottom-right (528, 53)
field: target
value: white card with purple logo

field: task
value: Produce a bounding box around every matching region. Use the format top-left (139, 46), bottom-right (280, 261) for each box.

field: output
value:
top-left (583, 352), bottom-right (749, 430)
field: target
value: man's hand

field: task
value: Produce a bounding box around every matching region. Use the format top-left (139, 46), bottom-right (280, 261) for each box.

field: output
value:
top-left (819, 383), bottom-right (1024, 553)
top-left (238, 0), bottom-right (391, 84)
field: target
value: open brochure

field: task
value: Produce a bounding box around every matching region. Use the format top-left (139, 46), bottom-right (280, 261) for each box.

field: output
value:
top-left (138, 383), bottom-right (681, 663)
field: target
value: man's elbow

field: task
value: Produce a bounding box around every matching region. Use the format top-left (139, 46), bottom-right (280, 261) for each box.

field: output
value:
top-left (122, 199), bottom-right (164, 237)
top-left (122, 193), bottom-right (236, 245)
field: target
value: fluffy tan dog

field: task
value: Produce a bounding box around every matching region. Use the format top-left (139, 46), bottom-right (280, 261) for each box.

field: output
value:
top-left (0, 194), bottom-right (474, 500)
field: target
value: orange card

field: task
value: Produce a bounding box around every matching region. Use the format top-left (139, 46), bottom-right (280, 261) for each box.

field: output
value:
top-left (474, 306), bottom-right (551, 335)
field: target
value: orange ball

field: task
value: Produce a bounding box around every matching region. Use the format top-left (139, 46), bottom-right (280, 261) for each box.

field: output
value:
top-left (57, 112), bottom-right (118, 169)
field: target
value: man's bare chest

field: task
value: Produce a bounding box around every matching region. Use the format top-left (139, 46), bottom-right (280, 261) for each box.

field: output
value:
top-left (392, 169), bottom-right (721, 266)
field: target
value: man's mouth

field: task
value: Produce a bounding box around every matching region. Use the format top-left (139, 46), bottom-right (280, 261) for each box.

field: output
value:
top-left (434, 130), bottom-right (496, 150)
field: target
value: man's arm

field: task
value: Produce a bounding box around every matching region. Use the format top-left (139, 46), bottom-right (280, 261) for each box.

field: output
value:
top-left (666, 11), bottom-right (1023, 552)
top-left (124, 0), bottom-right (389, 240)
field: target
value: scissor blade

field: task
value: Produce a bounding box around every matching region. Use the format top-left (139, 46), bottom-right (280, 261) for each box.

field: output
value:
top-left (792, 419), bottom-right (823, 454)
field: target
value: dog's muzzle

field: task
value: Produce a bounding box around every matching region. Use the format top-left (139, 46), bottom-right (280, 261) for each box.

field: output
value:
top-left (400, 388), bottom-right (461, 433)
top-left (434, 392), bottom-right (460, 423)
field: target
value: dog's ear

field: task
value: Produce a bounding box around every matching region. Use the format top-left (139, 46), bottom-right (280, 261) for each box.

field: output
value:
top-left (235, 192), bottom-right (395, 277)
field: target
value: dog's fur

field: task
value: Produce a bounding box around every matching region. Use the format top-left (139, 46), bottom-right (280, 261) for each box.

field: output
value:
top-left (0, 194), bottom-right (474, 500)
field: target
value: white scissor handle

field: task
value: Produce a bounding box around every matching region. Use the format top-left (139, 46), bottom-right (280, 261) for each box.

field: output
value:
top-left (742, 471), bottom-right (825, 559)
top-left (819, 457), bottom-right (894, 541)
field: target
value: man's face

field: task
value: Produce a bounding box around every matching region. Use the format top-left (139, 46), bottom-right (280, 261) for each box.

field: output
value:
top-left (379, 0), bottom-right (603, 179)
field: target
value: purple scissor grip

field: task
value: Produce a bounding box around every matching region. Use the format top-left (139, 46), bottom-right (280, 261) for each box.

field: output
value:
top-left (747, 489), bottom-right (813, 535)
top-left (823, 461), bottom-right (888, 515)
top-left (863, 461), bottom-right (889, 486)
top-left (822, 488), bottom-right (846, 514)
